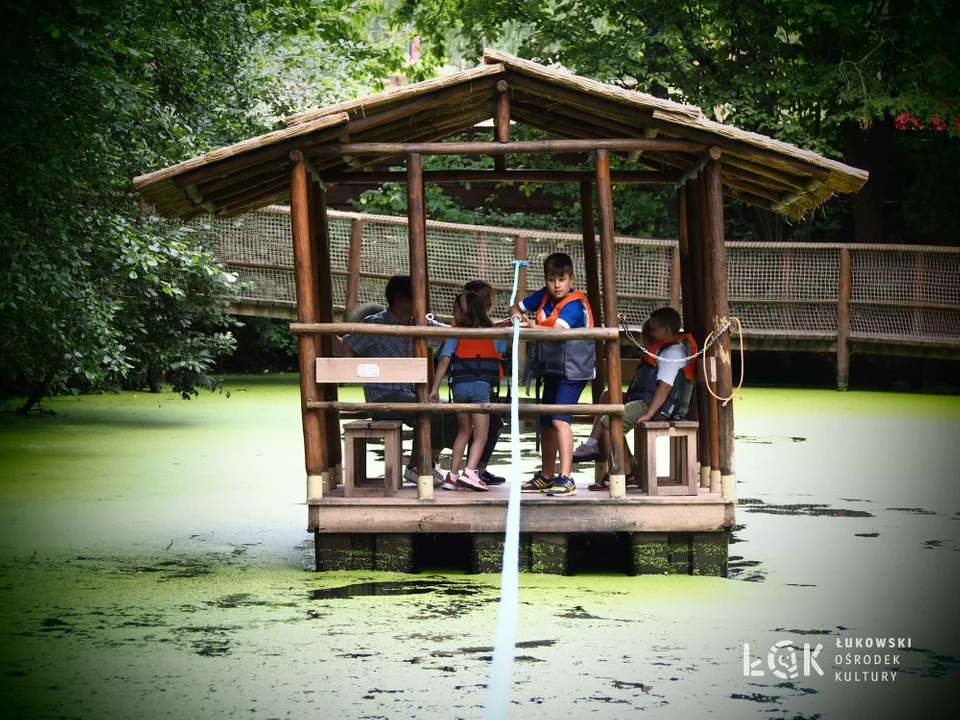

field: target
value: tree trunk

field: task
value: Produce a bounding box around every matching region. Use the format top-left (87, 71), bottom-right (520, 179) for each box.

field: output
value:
top-left (17, 362), bottom-right (60, 415)
top-left (147, 361), bottom-right (163, 393)
top-left (843, 116), bottom-right (895, 244)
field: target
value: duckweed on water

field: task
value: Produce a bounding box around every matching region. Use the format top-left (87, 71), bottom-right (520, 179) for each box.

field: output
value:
top-left (0, 379), bottom-right (958, 718)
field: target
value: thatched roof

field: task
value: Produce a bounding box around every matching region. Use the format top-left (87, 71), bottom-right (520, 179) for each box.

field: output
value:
top-left (133, 49), bottom-right (868, 221)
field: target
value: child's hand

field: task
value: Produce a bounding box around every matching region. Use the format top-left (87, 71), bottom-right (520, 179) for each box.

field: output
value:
top-left (635, 413), bottom-right (653, 426)
top-left (428, 390), bottom-right (440, 403)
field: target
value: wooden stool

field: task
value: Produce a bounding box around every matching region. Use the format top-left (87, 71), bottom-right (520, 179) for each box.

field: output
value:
top-left (342, 420), bottom-right (403, 497)
top-left (635, 420), bottom-right (699, 496)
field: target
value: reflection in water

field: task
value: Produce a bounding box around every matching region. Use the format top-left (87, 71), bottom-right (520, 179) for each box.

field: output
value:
top-left (311, 581), bottom-right (482, 599)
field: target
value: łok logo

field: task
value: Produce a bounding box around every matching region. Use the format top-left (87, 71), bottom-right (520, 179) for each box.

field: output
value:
top-left (743, 640), bottom-right (823, 679)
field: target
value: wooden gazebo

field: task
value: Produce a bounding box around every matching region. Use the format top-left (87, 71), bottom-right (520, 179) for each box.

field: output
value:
top-left (134, 50), bottom-right (867, 572)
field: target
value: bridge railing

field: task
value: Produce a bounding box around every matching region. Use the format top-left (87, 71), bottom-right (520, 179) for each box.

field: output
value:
top-left (193, 205), bottom-right (960, 359)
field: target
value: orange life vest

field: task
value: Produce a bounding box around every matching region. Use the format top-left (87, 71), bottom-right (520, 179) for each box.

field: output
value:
top-left (643, 332), bottom-right (698, 381)
top-left (532, 289), bottom-right (597, 381)
top-left (535, 289), bottom-right (595, 328)
top-left (448, 325), bottom-right (503, 383)
top-left (627, 332), bottom-right (697, 419)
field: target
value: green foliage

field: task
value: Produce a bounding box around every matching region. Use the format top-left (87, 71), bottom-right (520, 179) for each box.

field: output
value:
top-left (395, 0), bottom-right (960, 243)
top-left (0, 0), bottom-right (412, 408)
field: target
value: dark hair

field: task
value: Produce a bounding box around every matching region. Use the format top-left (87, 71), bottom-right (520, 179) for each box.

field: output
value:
top-left (453, 291), bottom-right (493, 328)
top-left (640, 318), bottom-right (653, 346)
top-left (463, 280), bottom-right (494, 311)
top-left (385, 275), bottom-right (412, 306)
top-left (543, 253), bottom-right (574, 279)
top-left (649, 306), bottom-right (682, 335)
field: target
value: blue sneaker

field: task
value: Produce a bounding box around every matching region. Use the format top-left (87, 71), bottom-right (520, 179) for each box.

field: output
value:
top-left (520, 471), bottom-right (553, 493)
top-left (546, 475), bottom-right (577, 497)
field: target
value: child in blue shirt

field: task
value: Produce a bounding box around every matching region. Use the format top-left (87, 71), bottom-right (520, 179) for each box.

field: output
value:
top-left (509, 253), bottom-right (596, 497)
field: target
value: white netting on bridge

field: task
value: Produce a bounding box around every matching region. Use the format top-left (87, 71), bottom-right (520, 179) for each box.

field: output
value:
top-left (192, 205), bottom-right (960, 347)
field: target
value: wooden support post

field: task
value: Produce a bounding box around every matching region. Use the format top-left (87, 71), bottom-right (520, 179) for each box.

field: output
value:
top-left (595, 150), bottom-right (625, 498)
top-left (494, 80), bottom-right (510, 172)
top-left (677, 189), bottom-right (706, 488)
top-left (290, 151), bottom-right (328, 500)
top-left (669, 245), bottom-right (682, 311)
top-left (513, 234), bottom-right (528, 376)
top-left (837, 247), bottom-right (852, 391)
top-left (685, 182), bottom-right (710, 488)
top-left (345, 218), bottom-right (364, 315)
top-left (698, 176), bottom-right (721, 494)
top-left (407, 152), bottom-right (433, 499)
top-left (705, 158), bottom-right (736, 501)
top-left (580, 181), bottom-right (607, 483)
top-left (312, 184), bottom-right (341, 487)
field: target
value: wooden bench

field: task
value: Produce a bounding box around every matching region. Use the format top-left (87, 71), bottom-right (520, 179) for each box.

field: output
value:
top-left (636, 419), bottom-right (699, 496)
top-left (342, 420), bottom-right (404, 497)
top-left (317, 357), bottom-right (431, 496)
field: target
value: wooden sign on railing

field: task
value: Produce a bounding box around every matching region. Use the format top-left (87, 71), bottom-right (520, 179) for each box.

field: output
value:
top-left (316, 357), bottom-right (428, 384)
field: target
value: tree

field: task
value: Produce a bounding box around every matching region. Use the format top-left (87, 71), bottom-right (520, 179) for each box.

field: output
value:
top-left (395, 0), bottom-right (960, 244)
top-left (0, 0), bottom-right (412, 410)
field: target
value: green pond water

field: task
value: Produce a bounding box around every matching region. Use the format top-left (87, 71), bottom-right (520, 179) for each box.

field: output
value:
top-left (1, 377), bottom-right (958, 719)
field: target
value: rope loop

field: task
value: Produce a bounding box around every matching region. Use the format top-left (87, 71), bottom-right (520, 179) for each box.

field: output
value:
top-left (618, 313), bottom-right (746, 405)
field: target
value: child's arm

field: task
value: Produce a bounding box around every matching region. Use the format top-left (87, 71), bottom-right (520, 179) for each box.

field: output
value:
top-left (429, 356), bottom-right (451, 403)
top-left (331, 335), bottom-right (351, 356)
top-left (636, 381), bottom-right (672, 423)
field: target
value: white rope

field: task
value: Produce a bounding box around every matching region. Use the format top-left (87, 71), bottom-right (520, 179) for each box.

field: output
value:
top-left (485, 259), bottom-right (528, 719)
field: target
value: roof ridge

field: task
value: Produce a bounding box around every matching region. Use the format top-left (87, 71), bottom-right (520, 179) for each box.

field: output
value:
top-left (285, 63), bottom-right (505, 128)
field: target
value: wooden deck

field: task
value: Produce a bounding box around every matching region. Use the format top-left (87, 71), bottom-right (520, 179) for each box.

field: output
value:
top-left (307, 483), bottom-right (734, 534)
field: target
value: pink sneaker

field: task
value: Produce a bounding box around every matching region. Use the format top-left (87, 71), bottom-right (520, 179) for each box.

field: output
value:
top-left (457, 468), bottom-right (489, 492)
top-left (441, 472), bottom-right (459, 491)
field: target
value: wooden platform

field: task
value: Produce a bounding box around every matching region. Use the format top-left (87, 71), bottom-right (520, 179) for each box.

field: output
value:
top-left (307, 483), bottom-right (734, 534)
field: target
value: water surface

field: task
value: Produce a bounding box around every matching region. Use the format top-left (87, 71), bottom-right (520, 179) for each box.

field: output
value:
top-left (1, 378), bottom-right (958, 718)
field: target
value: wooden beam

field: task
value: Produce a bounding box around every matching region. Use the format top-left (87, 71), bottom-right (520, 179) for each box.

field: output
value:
top-left (407, 152), bottom-right (433, 499)
top-left (582, 180), bottom-right (608, 487)
top-left (705, 158), bottom-right (736, 498)
top-left (290, 322), bottom-right (620, 340)
top-left (506, 74), bottom-right (832, 182)
top-left (494, 80), bottom-right (510, 172)
top-left (698, 174), bottom-right (721, 491)
top-left (322, 169), bottom-right (681, 185)
top-left (306, 402), bottom-right (624, 416)
top-left (721, 155), bottom-right (814, 191)
top-left (201, 171), bottom-right (288, 206)
top-left (172, 76), bottom-right (501, 188)
top-left (685, 181), bottom-right (709, 484)
top-left (311, 138), bottom-right (706, 157)
top-left (677, 189), bottom-right (705, 488)
top-left (312, 183), bottom-right (341, 480)
top-left (195, 159), bottom-right (287, 195)
top-left (669, 245), bottom-right (682, 311)
top-left (723, 176), bottom-right (784, 204)
top-left (307, 112), bottom-right (493, 176)
top-left (837, 248), bottom-right (851, 391)
top-left (721, 164), bottom-right (797, 193)
top-left (595, 149), bottom-right (626, 498)
top-left (677, 146), bottom-right (722, 186)
top-left (580, 182), bottom-right (605, 405)
top-left (308, 104), bottom-right (493, 172)
top-left (344, 218), bottom-right (364, 315)
top-left (289, 151), bottom-right (328, 500)
top-left (217, 186), bottom-right (289, 218)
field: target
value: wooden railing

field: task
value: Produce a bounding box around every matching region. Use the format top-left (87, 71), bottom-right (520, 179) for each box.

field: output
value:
top-left (194, 206), bottom-right (960, 388)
